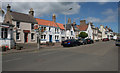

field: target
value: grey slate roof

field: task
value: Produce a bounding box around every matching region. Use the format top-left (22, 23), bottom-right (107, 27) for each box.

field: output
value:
top-left (10, 11), bottom-right (37, 24)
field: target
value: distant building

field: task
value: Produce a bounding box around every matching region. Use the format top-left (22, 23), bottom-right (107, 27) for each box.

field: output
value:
top-left (71, 21), bottom-right (79, 39)
top-left (105, 26), bottom-right (114, 39)
top-left (77, 20), bottom-right (93, 39)
top-left (65, 18), bottom-right (75, 39)
top-left (3, 4), bottom-right (38, 44)
top-left (88, 22), bottom-right (98, 41)
top-left (99, 25), bottom-right (107, 39)
top-left (96, 27), bottom-right (102, 40)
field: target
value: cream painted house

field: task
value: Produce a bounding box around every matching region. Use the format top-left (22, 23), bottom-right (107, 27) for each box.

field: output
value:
top-left (99, 25), bottom-right (107, 39)
top-left (3, 4), bottom-right (37, 44)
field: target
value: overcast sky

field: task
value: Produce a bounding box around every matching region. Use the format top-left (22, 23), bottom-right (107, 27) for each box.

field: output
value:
top-left (1, 1), bottom-right (119, 33)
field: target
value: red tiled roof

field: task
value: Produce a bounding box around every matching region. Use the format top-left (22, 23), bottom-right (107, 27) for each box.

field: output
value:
top-left (57, 23), bottom-right (65, 30)
top-left (36, 18), bottom-right (58, 27)
top-left (76, 24), bottom-right (88, 31)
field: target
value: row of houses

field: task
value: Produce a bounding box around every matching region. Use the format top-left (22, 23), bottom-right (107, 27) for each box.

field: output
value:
top-left (0, 4), bottom-right (117, 49)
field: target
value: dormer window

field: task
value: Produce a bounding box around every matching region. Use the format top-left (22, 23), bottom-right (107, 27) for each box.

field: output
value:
top-left (31, 23), bottom-right (34, 29)
top-left (16, 21), bottom-right (20, 28)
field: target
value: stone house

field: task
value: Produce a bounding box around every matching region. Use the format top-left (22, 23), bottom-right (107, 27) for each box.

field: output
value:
top-left (3, 4), bottom-right (38, 44)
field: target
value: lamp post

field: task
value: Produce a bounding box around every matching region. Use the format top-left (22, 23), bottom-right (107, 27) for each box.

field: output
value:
top-left (65, 8), bottom-right (72, 40)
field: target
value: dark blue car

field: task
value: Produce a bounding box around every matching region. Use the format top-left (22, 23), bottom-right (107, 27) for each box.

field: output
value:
top-left (61, 39), bottom-right (80, 47)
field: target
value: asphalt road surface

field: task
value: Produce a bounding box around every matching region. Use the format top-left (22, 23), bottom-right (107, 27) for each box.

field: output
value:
top-left (2, 40), bottom-right (118, 71)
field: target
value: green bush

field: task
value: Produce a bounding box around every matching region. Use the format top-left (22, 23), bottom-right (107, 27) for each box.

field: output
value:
top-left (78, 32), bottom-right (88, 39)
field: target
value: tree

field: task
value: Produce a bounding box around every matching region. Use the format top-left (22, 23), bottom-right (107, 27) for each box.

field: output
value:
top-left (78, 32), bottom-right (88, 39)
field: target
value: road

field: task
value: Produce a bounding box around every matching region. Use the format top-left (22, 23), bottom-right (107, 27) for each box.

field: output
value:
top-left (2, 40), bottom-right (118, 71)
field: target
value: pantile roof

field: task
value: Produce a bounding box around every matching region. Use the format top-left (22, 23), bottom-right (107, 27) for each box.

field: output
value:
top-left (36, 18), bottom-right (58, 27)
top-left (57, 23), bottom-right (65, 30)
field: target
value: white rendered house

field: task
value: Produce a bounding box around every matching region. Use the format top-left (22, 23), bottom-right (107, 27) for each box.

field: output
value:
top-left (0, 23), bottom-right (15, 49)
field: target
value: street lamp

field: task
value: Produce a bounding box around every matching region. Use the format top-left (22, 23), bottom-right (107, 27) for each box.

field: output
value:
top-left (65, 8), bottom-right (72, 40)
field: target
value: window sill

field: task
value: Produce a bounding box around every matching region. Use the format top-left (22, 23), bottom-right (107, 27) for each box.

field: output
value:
top-left (17, 39), bottom-right (21, 41)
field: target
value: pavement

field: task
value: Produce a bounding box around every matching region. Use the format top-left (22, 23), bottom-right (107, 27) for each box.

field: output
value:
top-left (2, 40), bottom-right (118, 71)
top-left (2, 42), bottom-right (62, 55)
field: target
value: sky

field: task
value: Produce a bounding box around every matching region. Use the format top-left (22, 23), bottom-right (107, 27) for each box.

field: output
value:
top-left (1, 1), bottom-right (119, 33)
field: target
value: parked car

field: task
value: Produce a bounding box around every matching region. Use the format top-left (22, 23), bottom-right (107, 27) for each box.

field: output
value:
top-left (75, 39), bottom-right (81, 46)
top-left (102, 38), bottom-right (109, 41)
top-left (79, 39), bottom-right (87, 45)
top-left (115, 39), bottom-right (120, 46)
top-left (86, 38), bottom-right (94, 44)
top-left (61, 39), bottom-right (80, 47)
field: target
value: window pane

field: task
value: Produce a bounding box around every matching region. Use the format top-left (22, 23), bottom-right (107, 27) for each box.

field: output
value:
top-left (31, 24), bottom-right (34, 29)
top-left (1, 28), bottom-right (4, 38)
top-left (17, 22), bottom-right (20, 28)
top-left (31, 33), bottom-right (34, 39)
top-left (16, 33), bottom-right (20, 40)
top-left (4, 28), bottom-right (8, 38)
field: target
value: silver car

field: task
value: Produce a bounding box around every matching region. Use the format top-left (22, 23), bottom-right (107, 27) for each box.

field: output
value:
top-left (115, 39), bottom-right (120, 46)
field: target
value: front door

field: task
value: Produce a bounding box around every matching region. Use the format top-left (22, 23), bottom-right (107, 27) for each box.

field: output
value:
top-left (49, 35), bottom-right (52, 42)
top-left (24, 33), bottom-right (28, 43)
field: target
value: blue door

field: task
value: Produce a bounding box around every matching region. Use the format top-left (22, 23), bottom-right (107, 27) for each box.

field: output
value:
top-left (49, 35), bottom-right (52, 42)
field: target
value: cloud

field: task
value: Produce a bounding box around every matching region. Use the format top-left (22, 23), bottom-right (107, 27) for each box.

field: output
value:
top-left (102, 9), bottom-right (116, 15)
top-left (86, 8), bottom-right (117, 23)
top-left (98, 2), bottom-right (107, 5)
top-left (86, 17), bottom-right (101, 22)
top-left (2, 2), bottom-right (81, 17)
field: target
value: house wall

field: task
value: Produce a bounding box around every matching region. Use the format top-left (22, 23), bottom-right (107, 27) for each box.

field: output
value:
top-left (66, 26), bottom-right (75, 39)
top-left (86, 23), bottom-right (93, 39)
top-left (40, 26), bottom-right (61, 43)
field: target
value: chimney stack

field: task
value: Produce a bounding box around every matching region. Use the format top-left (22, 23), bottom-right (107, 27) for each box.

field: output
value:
top-left (52, 14), bottom-right (56, 22)
top-left (67, 18), bottom-right (71, 24)
top-left (29, 8), bottom-right (34, 16)
top-left (7, 4), bottom-right (11, 12)
top-left (80, 20), bottom-right (86, 25)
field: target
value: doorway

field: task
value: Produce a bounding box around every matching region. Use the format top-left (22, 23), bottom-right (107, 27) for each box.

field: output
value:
top-left (49, 35), bottom-right (52, 42)
top-left (24, 33), bottom-right (28, 43)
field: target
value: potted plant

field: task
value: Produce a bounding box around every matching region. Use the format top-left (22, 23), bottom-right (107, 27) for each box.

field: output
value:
top-left (5, 46), bottom-right (9, 50)
top-left (2, 46), bottom-right (7, 52)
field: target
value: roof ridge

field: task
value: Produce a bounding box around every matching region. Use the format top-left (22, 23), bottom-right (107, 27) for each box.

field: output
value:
top-left (10, 11), bottom-right (30, 16)
top-left (36, 18), bottom-right (54, 22)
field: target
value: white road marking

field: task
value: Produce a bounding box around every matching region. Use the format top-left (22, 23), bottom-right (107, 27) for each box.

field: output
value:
top-left (4, 58), bottom-right (22, 62)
